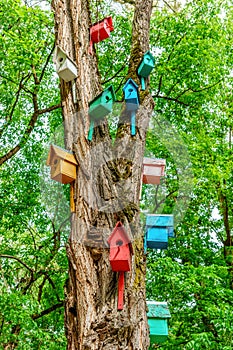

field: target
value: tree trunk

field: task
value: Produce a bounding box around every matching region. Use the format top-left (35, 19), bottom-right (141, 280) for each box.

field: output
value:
top-left (52, 0), bottom-right (154, 348)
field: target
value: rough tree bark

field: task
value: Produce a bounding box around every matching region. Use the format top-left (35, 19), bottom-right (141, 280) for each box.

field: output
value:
top-left (52, 0), bottom-right (154, 348)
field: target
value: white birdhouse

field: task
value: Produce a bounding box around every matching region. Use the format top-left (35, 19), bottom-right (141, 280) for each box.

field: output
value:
top-left (53, 46), bottom-right (78, 82)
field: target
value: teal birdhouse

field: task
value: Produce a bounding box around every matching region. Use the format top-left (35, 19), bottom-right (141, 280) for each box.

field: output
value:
top-left (137, 51), bottom-right (155, 90)
top-left (147, 301), bottom-right (171, 345)
top-left (123, 79), bottom-right (139, 136)
top-left (88, 85), bottom-right (116, 141)
top-left (145, 214), bottom-right (174, 250)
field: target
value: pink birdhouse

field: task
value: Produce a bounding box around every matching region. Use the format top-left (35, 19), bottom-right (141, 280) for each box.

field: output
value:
top-left (89, 16), bottom-right (114, 53)
top-left (142, 157), bottom-right (166, 185)
top-left (107, 222), bottom-right (133, 310)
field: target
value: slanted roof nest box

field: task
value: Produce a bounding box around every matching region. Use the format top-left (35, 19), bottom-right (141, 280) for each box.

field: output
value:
top-left (46, 144), bottom-right (78, 184)
top-left (53, 46), bottom-right (78, 82)
top-left (142, 157), bottom-right (166, 185)
top-left (147, 301), bottom-right (171, 344)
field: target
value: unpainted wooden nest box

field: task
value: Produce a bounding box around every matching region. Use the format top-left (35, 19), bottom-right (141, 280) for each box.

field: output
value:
top-left (89, 85), bottom-right (116, 121)
top-left (46, 144), bottom-right (78, 184)
top-left (142, 157), bottom-right (166, 185)
top-left (53, 46), bottom-right (78, 82)
top-left (107, 221), bottom-right (133, 272)
top-left (145, 214), bottom-right (174, 250)
top-left (90, 16), bottom-right (114, 44)
top-left (147, 301), bottom-right (171, 344)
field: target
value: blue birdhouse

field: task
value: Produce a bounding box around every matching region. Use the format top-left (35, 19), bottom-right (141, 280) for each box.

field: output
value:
top-left (147, 301), bottom-right (171, 345)
top-left (123, 79), bottom-right (139, 136)
top-left (145, 214), bottom-right (174, 250)
top-left (137, 51), bottom-right (155, 90)
top-left (88, 85), bottom-right (116, 141)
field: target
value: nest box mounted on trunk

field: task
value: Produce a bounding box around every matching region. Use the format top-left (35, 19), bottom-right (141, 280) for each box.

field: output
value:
top-left (123, 78), bottom-right (140, 136)
top-left (145, 214), bottom-right (174, 250)
top-left (107, 222), bottom-right (133, 310)
top-left (137, 51), bottom-right (155, 90)
top-left (89, 16), bottom-right (114, 53)
top-left (147, 301), bottom-right (171, 345)
top-left (142, 157), bottom-right (166, 185)
top-left (87, 85), bottom-right (116, 141)
top-left (46, 144), bottom-right (78, 184)
top-left (53, 46), bottom-right (78, 82)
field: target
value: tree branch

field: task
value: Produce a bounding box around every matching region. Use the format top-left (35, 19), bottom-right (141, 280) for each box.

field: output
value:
top-left (154, 94), bottom-right (190, 106)
top-left (31, 302), bottom-right (64, 320)
top-left (0, 254), bottom-right (34, 274)
top-left (0, 103), bottom-right (61, 166)
top-left (39, 42), bottom-right (55, 84)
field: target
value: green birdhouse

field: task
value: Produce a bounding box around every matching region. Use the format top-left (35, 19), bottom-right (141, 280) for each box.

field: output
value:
top-left (137, 51), bottom-right (155, 90)
top-left (147, 301), bottom-right (171, 345)
top-left (88, 85), bottom-right (116, 141)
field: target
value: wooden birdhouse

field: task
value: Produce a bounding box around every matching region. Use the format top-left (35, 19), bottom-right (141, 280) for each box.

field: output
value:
top-left (89, 16), bottom-right (114, 53)
top-left (145, 214), bottom-right (174, 250)
top-left (137, 51), bottom-right (155, 90)
top-left (147, 301), bottom-right (171, 344)
top-left (53, 46), bottom-right (78, 82)
top-left (87, 85), bottom-right (116, 141)
top-left (107, 222), bottom-right (133, 310)
top-left (123, 79), bottom-right (140, 136)
top-left (107, 221), bottom-right (133, 272)
top-left (142, 157), bottom-right (166, 185)
top-left (46, 144), bottom-right (78, 184)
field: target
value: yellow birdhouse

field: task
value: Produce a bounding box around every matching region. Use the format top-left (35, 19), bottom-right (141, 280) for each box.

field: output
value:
top-left (46, 145), bottom-right (78, 184)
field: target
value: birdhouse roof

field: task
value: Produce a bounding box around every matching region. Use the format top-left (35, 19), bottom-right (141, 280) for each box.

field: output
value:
top-left (123, 78), bottom-right (138, 92)
top-left (146, 214), bottom-right (173, 228)
top-left (89, 85), bottom-right (116, 106)
top-left (147, 301), bottom-right (171, 319)
top-left (143, 157), bottom-right (166, 167)
top-left (143, 51), bottom-right (155, 63)
top-left (107, 222), bottom-right (132, 247)
top-left (46, 144), bottom-right (78, 166)
top-left (53, 46), bottom-right (77, 68)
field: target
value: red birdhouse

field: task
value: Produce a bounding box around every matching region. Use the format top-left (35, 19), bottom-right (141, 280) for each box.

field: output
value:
top-left (89, 16), bottom-right (114, 53)
top-left (107, 221), bottom-right (133, 272)
top-left (107, 222), bottom-right (133, 310)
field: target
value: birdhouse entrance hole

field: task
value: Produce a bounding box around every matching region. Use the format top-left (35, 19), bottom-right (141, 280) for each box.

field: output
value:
top-left (116, 239), bottom-right (123, 246)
